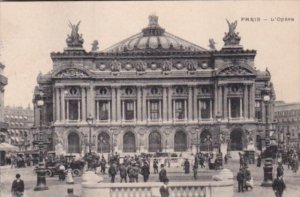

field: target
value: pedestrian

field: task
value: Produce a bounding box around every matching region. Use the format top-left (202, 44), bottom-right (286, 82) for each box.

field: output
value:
top-left (224, 154), bottom-right (228, 164)
top-left (127, 163), bottom-right (134, 183)
top-left (237, 168), bottom-right (245, 193)
top-left (159, 178), bottom-right (170, 197)
top-left (58, 162), bottom-right (66, 181)
top-left (132, 163), bottom-right (139, 182)
top-left (244, 166), bottom-right (252, 191)
top-left (11, 174), bottom-right (24, 197)
top-left (108, 162), bottom-right (117, 183)
top-left (119, 163), bottom-right (127, 183)
top-left (184, 159), bottom-right (190, 174)
top-left (153, 158), bottom-right (158, 174)
top-left (100, 156), bottom-right (107, 174)
top-left (141, 161), bottom-right (150, 182)
top-left (277, 162), bottom-right (284, 178)
top-left (257, 154), bottom-right (261, 167)
top-left (272, 175), bottom-right (286, 197)
top-left (159, 164), bottom-right (168, 182)
top-left (193, 161), bottom-right (198, 180)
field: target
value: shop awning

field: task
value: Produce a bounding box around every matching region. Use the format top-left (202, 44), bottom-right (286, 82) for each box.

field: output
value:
top-left (0, 143), bottom-right (18, 151)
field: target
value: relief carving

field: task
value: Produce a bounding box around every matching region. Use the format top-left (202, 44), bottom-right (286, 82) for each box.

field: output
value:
top-left (56, 68), bottom-right (89, 78)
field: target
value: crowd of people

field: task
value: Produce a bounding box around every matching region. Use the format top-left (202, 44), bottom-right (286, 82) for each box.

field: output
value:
top-left (5, 153), bottom-right (39, 168)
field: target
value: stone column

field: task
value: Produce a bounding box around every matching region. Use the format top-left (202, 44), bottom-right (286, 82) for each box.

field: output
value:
top-left (223, 86), bottom-right (228, 119)
top-left (55, 87), bottom-right (60, 122)
top-left (243, 85), bottom-right (249, 119)
top-left (210, 100), bottom-right (213, 119)
top-left (214, 84), bottom-right (218, 118)
top-left (81, 87), bottom-right (86, 121)
top-left (95, 100), bottom-right (99, 121)
top-left (89, 84), bottom-right (95, 118)
top-left (66, 100), bottom-right (69, 120)
top-left (78, 100), bottom-right (81, 121)
top-left (111, 86), bottom-right (116, 122)
top-left (162, 86), bottom-right (168, 122)
top-left (250, 84), bottom-right (255, 119)
top-left (218, 86), bottom-right (222, 115)
top-left (167, 86), bottom-right (172, 121)
top-left (262, 101), bottom-right (266, 123)
top-left (239, 98), bottom-right (243, 119)
top-left (142, 87), bottom-right (147, 122)
top-left (61, 87), bottom-right (65, 121)
top-left (193, 86), bottom-right (198, 121)
top-left (228, 98), bottom-right (231, 119)
top-left (116, 88), bottom-right (121, 122)
top-left (137, 86), bottom-right (142, 122)
top-left (184, 100), bottom-right (187, 121)
top-left (188, 85), bottom-right (193, 122)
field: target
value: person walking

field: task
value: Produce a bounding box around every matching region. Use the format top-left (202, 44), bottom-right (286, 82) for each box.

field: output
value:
top-left (100, 156), bottom-right (107, 174)
top-left (184, 159), bottom-right (190, 174)
top-left (257, 154), bottom-right (261, 167)
top-left (119, 163), bottom-right (127, 183)
top-left (108, 162), bottom-right (117, 183)
top-left (58, 162), bottom-right (66, 181)
top-left (277, 162), bottom-right (284, 178)
top-left (160, 178), bottom-right (170, 197)
top-left (224, 154), bottom-right (228, 165)
top-left (141, 161), bottom-right (150, 182)
top-left (272, 176), bottom-right (286, 197)
top-left (159, 164), bottom-right (168, 182)
top-left (132, 163), bottom-right (139, 182)
top-left (193, 161), bottom-right (198, 180)
top-left (237, 168), bottom-right (245, 193)
top-left (11, 174), bottom-right (24, 197)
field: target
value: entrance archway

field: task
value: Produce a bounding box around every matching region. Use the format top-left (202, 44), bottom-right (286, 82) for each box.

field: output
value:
top-left (230, 128), bottom-right (244, 151)
top-left (149, 131), bottom-right (162, 152)
top-left (68, 132), bottom-right (80, 153)
top-left (123, 132), bottom-right (136, 153)
top-left (98, 132), bottom-right (110, 153)
top-left (174, 130), bottom-right (187, 152)
top-left (200, 130), bottom-right (212, 151)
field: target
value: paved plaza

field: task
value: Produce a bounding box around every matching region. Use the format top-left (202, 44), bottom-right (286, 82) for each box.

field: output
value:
top-left (1, 159), bottom-right (300, 197)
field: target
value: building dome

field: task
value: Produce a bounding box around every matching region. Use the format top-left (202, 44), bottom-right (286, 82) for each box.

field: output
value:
top-left (103, 15), bottom-right (207, 53)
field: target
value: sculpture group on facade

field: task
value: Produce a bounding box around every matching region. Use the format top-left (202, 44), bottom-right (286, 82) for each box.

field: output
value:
top-left (223, 19), bottom-right (241, 46)
top-left (66, 21), bottom-right (84, 47)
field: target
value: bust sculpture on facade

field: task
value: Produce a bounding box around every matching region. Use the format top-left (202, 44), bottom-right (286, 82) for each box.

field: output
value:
top-left (223, 19), bottom-right (241, 46)
top-left (66, 21), bottom-right (84, 47)
top-left (91, 40), bottom-right (99, 52)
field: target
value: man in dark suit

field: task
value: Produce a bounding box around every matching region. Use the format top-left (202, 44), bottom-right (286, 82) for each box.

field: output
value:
top-left (159, 164), bottom-right (168, 182)
top-left (11, 174), bottom-right (24, 197)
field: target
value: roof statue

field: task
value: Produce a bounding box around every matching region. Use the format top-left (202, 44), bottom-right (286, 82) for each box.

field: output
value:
top-left (66, 21), bottom-right (84, 48)
top-left (223, 19), bottom-right (241, 46)
top-left (208, 39), bottom-right (217, 50)
top-left (91, 40), bottom-right (99, 52)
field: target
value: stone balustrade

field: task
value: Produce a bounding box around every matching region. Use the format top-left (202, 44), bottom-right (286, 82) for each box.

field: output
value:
top-left (82, 180), bottom-right (234, 197)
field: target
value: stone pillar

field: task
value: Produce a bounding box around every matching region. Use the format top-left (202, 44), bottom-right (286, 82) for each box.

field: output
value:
top-left (243, 85), bottom-right (249, 119)
top-left (66, 100), bottom-right (69, 120)
top-left (193, 86), bottom-right (198, 121)
top-left (167, 86), bottom-right (172, 121)
top-left (214, 84), bottom-right (218, 118)
top-left (250, 84), bottom-right (255, 119)
top-left (223, 86), bottom-right (228, 119)
top-left (81, 87), bottom-right (86, 121)
top-left (142, 87), bottom-right (147, 122)
top-left (210, 99), bottom-right (213, 119)
top-left (116, 88), bottom-right (121, 122)
top-left (111, 86), bottom-right (116, 122)
top-left (162, 86), bottom-right (168, 122)
top-left (89, 84), bottom-right (95, 118)
top-left (188, 85), bottom-right (193, 121)
top-left (228, 98), bottom-right (231, 119)
top-left (239, 98), bottom-right (243, 119)
top-left (61, 87), bottom-right (65, 121)
top-left (218, 86), bottom-right (222, 115)
top-left (78, 100), bottom-right (81, 121)
top-left (137, 86), bottom-right (142, 122)
top-left (95, 100), bottom-right (99, 121)
top-left (55, 87), bottom-right (60, 122)
top-left (262, 101), bottom-right (266, 123)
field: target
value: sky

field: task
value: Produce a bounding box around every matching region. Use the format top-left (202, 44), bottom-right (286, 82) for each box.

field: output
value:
top-left (0, 1), bottom-right (299, 107)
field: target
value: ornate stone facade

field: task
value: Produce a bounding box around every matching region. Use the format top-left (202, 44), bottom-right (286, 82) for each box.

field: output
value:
top-left (33, 15), bottom-right (275, 156)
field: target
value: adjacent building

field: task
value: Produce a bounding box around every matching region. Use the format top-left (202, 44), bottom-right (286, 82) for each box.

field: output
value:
top-left (0, 62), bottom-right (8, 165)
top-left (33, 15), bottom-right (275, 156)
top-left (3, 105), bottom-right (34, 151)
top-left (275, 101), bottom-right (300, 147)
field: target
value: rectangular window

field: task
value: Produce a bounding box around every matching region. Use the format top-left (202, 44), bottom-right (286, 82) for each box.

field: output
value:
top-left (150, 100), bottom-right (159, 120)
top-left (230, 98), bottom-right (240, 118)
top-left (68, 100), bottom-right (79, 120)
top-left (124, 100), bottom-right (134, 120)
top-left (200, 99), bottom-right (211, 119)
top-left (98, 101), bottom-right (110, 120)
top-left (175, 100), bottom-right (185, 120)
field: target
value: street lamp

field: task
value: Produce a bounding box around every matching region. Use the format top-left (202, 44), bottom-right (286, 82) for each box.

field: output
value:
top-left (86, 114), bottom-right (94, 154)
top-left (33, 89), bottom-right (49, 191)
top-left (216, 113), bottom-right (222, 154)
top-left (263, 91), bottom-right (271, 148)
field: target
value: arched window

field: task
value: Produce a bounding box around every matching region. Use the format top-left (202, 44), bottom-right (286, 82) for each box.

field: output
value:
top-left (174, 130), bottom-right (187, 152)
top-left (200, 130), bottom-right (212, 151)
top-left (68, 132), bottom-right (80, 153)
top-left (123, 132), bottom-right (136, 153)
top-left (230, 128), bottom-right (244, 151)
top-left (98, 132), bottom-right (110, 153)
top-left (149, 131), bottom-right (162, 152)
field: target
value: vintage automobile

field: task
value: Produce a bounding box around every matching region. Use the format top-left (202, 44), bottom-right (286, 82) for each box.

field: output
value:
top-left (44, 157), bottom-right (85, 177)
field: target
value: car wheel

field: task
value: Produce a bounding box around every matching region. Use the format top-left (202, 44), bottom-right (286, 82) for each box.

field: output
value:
top-left (72, 169), bottom-right (81, 177)
top-left (45, 169), bottom-right (53, 177)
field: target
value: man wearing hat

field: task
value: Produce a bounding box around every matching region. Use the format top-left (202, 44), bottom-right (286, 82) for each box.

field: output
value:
top-left (159, 164), bottom-right (168, 182)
